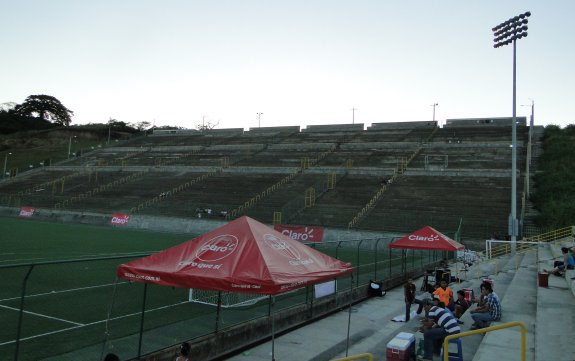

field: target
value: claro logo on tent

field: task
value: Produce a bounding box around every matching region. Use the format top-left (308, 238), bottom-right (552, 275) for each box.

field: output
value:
top-left (195, 234), bottom-right (239, 262)
top-left (263, 234), bottom-right (302, 261)
top-left (408, 234), bottom-right (439, 242)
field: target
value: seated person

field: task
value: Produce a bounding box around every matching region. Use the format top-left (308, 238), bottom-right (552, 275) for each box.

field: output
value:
top-left (419, 299), bottom-right (461, 361)
top-left (454, 290), bottom-right (470, 322)
top-left (544, 247), bottom-right (575, 276)
top-left (471, 282), bottom-right (489, 306)
top-left (433, 280), bottom-right (455, 311)
top-left (470, 282), bottom-right (501, 330)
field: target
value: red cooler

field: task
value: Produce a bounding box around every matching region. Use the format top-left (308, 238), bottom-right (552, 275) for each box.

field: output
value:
top-left (386, 333), bottom-right (415, 361)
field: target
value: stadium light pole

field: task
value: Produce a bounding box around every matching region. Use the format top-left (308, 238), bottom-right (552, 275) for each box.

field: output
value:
top-left (257, 112), bottom-right (263, 128)
top-left (431, 103), bottom-right (438, 122)
top-left (3, 152), bottom-right (12, 178)
top-left (492, 11), bottom-right (531, 253)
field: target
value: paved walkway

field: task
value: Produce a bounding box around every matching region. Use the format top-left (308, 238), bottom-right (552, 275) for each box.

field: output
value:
top-left (225, 247), bottom-right (575, 361)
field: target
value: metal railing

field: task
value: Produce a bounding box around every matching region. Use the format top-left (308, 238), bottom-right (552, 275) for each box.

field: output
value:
top-left (524, 226), bottom-right (573, 243)
top-left (331, 353), bottom-right (374, 361)
top-left (443, 321), bottom-right (527, 361)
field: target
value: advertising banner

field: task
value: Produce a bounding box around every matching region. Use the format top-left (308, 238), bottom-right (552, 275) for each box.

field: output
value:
top-left (110, 213), bottom-right (130, 226)
top-left (273, 224), bottom-right (324, 243)
top-left (19, 207), bottom-right (35, 218)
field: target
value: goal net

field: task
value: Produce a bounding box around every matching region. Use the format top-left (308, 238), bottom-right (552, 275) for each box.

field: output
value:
top-left (188, 289), bottom-right (268, 308)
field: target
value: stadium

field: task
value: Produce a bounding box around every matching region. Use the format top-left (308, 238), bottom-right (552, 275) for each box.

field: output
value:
top-left (3, 117), bottom-right (574, 361)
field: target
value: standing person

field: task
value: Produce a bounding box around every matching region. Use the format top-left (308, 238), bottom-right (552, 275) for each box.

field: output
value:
top-left (404, 277), bottom-right (425, 321)
top-left (176, 342), bottom-right (190, 361)
top-left (470, 282), bottom-right (501, 329)
top-left (419, 300), bottom-right (461, 361)
top-left (433, 280), bottom-right (454, 311)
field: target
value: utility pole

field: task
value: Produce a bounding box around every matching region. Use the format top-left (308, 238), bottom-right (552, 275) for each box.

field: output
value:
top-left (257, 112), bottom-right (263, 128)
top-left (351, 108), bottom-right (357, 124)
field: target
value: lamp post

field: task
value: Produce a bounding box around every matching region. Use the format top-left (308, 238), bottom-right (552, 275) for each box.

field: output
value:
top-left (68, 136), bottom-right (77, 158)
top-left (521, 100), bottom-right (534, 196)
top-left (351, 108), bottom-right (357, 124)
top-left (257, 112), bottom-right (263, 128)
top-left (492, 11), bottom-right (531, 253)
top-left (3, 152), bottom-right (11, 178)
top-left (431, 103), bottom-right (438, 122)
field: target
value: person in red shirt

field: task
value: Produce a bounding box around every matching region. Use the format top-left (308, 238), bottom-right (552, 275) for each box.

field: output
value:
top-left (404, 277), bottom-right (425, 321)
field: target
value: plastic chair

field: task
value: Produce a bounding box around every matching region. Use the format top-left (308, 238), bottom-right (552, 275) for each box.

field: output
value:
top-left (440, 338), bottom-right (463, 361)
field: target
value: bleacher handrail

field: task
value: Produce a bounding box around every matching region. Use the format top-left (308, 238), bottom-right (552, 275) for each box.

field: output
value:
top-left (443, 321), bottom-right (526, 361)
top-left (524, 226), bottom-right (572, 243)
top-left (330, 353), bottom-right (374, 361)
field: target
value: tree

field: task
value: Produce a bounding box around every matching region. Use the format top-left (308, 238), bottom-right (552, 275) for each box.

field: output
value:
top-left (129, 121), bottom-right (151, 132)
top-left (14, 95), bottom-right (73, 126)
top-left (196, 116), bottom-right (219, 131)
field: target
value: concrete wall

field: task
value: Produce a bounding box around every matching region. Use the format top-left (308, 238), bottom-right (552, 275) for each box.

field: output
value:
top-left (445, 117), bottom-right (527, 127)
top-left (247, 126), bottom-right (301, 134)
top-left (0, 206), bottom-right (402, 243)
top-left (303, 124), bottom-right (365, 133)
top-left (368, 121), bottom-right (437, 130)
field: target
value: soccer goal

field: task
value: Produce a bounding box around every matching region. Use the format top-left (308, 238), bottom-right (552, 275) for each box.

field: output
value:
top-left (188, 289), bottom-right (268, 308)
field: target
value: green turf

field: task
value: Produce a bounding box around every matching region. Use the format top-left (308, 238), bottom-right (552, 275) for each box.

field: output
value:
top-left (0, 217), bottom-right (433, 361)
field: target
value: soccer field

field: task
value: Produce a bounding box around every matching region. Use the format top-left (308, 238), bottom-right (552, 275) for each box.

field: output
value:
top-left (0, 217), bottom-right (201, 361)
top-left (0, 217), bottom-right (427, 361)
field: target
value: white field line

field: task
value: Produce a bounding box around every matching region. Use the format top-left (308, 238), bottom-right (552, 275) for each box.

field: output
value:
top-left (0, 281), bottom-right (130, 302)
top-left (0, 300), bottom-right (190, 346)
top-left (0, 304), bottom-right (84, 326)
top-left (0, 251), bottom-right (159, 265)
top-left (0, 257), bottom-right (45, 264)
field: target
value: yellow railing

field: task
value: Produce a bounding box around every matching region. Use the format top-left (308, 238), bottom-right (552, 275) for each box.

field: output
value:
top-left (525, 226), bottom-right (572, 243)
top-left (331, 353), bottom-right (374, 361)
top-left (443, 321), bottom-right (526, 361)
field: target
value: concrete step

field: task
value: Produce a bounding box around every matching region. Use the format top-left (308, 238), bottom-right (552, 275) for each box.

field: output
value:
top-left (472, 250), bottom-right (537, 361)
top-left (535, 244), bottom-right (575, 361)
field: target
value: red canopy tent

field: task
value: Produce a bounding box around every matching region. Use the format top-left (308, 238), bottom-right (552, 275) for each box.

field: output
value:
top-left (116, 216), bottom-right (353, 359)
top-left (117, 216), bottom-right (352, 294)
top-left (388, 226), bottom-right (464, 286)
top-left (388, 226), bottom-right (464, 251)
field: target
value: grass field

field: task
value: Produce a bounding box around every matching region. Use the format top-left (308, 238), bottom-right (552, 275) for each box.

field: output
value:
top-left (0, 217), bottom-right (430, 361)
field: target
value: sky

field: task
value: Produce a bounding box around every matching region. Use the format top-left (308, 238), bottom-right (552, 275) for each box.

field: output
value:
top-left (2, 1), bottom-right (574, 130)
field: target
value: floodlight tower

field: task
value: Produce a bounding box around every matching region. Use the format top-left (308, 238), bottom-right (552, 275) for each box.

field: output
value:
top-left (492, 11), bottom-right (531, 253)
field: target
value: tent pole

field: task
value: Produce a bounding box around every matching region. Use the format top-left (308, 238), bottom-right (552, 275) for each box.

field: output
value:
top-left (137, 283), bottom-right (148, 358)
top-left (389, 249), bottom-right (392, 278)
top-left (271, 295), bottom-right (276, 361)
top-left (100, 277), bottom-right (120, 361)
top-left (309, 285), bottom-right (314, 318)
top-left (215, 292), bottom-right (222, 332)
top-left (345, 272), bottom-right (354, 356)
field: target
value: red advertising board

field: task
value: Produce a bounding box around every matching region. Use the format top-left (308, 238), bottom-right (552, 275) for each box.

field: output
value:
top-left (273, 224), bottom-right (324, 243)
top-left (110, 213), bottom-right (130, 226)
top-left (19, 207), bottom-right (35, 218)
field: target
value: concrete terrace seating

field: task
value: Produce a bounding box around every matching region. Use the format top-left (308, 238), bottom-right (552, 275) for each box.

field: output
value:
top-left (0, 122), bottom-right (538, 248)
top-left (359, 175), bottom-right (512, 242)
top-left (289, 174), bottom-right (384, 227)
top-left (142, 172), bottom-right (288, 218)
